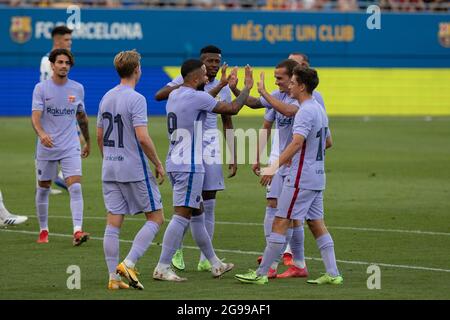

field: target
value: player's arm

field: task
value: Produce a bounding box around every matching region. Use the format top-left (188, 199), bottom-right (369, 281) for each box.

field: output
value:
top-left (154, 84), bottom-right (181, 101)
top-left (221, 114), bottom-right (237, 178)
top-left (77, 111), bottom-right (91, 158)
top-left (230, 88), bottom-right (264, 109)
top-left (31, 110), bottom-right (53, 148)
top-left (253, 119), bottom-right (273, 176)
top-left (212, 65), bottom-right (254, 115)
top-left (258, 72), bottom-right (298, 117)
top-left (228, 66), bottom-right (264, 109)
top-left (135, 126), bottom-right (165, 184)
top-left (96, 127), bottom-right (104, 158)
top-left (260, 134), bottom-right (305, 186)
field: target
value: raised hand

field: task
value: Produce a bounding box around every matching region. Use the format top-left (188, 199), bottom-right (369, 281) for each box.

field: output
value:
top-left (219, 63), bottom-right (229, 86)
top-left (257, 71), bottom-right (267, 95)
top-left (244, 64), bottom-right (254, 90)
top-left (228, 66), bottom-right (238, 90)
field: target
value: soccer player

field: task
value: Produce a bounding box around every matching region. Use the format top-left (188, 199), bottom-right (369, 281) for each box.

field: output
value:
top-left (31, 49), bottom-right (90, 246)
top-left (152, 59), bottom-right (253, 281)
top-left (97, 50), bottom-right (165, 290)
top-left (0, 190), bottom-right (28, 226)
top-left (279, 52), bottom-right (326, 269)
top-left (40, 25), bottom-right (74, 193)
top-left (155, 45), bottom-right (236, 272)
top-left (229, 59), bottom-right (307, 278)
top-left (235, 66), bottom-right (343, 285)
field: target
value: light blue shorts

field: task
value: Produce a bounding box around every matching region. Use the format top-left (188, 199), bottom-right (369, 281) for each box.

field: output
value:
top-left (102, 179), bottom-right (162, 215)
top-left (266, 171), bottom-right (285, 199)
top-left (36, 156), bottom-right (81, 181)
top-left (277, 186), bottom-right (324, 221)
top-left (203, 163), bottom-right (225, 191)
top-left (169, 172), bottom-right (204, 209)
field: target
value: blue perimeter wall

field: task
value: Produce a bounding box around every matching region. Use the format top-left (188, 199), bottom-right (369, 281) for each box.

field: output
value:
top-left (1, 67), bottom-right (171, 116)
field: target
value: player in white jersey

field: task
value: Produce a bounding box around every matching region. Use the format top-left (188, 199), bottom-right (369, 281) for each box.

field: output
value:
top-left (155, 45), bottom-right (236, 272)
top-left (229, 59), bottom-right (308, 278)
top-left (31, 49), bottom-right (91, 246)
top-left (153, 59), bottom-right (253, 282)
top-left (255, 53), bottom-right (327, 272)
top-left (40, 25), bottom-right (74, 194)
top-left (97, 50), bottom-right (165, 290)
top-left (235, 66), bottom-right (342, 285)
top-left (276, 52), bottom-right (326, 269)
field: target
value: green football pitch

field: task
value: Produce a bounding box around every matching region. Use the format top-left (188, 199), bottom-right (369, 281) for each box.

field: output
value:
top-left (0, 116), bottom-right (449, 300)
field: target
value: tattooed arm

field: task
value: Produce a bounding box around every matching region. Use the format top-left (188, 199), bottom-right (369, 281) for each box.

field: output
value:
top-left (77, 111), bottom-right (90, 158)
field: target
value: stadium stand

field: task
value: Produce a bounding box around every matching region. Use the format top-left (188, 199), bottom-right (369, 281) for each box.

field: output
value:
top-left (1, 0), bottom-right (448, 11)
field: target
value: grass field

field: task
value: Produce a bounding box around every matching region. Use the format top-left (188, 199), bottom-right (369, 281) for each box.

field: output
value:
top-left (0, 116), bottom-right (449, 300)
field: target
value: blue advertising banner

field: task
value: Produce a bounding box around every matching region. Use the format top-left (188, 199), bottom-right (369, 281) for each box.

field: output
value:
top-left (1, 8), bottom-right (449, 67)
top-left (0, 8), bottom-right (449, 116)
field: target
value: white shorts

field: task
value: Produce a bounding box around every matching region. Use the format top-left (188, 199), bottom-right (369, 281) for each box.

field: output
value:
top-left (36, 156), bottom-right (81, 181)
top-left (277, 185), bottom-right (324, 221)
top-left (266, 171), bottom-right (285, 199)
top-left (169, 172), bottom-right (204, 209)
top-left (102, 179), bottom-right (162, 215)
top-left (203, 163), bottom-right (224, 191)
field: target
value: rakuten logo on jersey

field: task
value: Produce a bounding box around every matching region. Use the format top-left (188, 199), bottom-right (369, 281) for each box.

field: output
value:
top-left (47, 107), bottom-right (75, 116)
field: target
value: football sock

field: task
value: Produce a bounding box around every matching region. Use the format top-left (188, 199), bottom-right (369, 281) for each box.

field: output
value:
top-left (158, 214), bottom-right (189, 265)
top-left (103, 225), bottom-right (120, 274)
top-left (68, 183), bottom-right (83, 233)
top-left (36, 187), bottom-right (50, 231)
top-left (316, 233), bottom-right (340, 277)
top-left (199, 199), bottom-right (215, 262)
top-left (190, 214), bottom-right (220, 266)
top-left (125, 221), bottom-right (160, 267)
top-left (291, 225), bottom-right (306, 268)
top-left (257, 232), bottom-right (286, 276)
top-left (263, 207), bottom-right (277, 241)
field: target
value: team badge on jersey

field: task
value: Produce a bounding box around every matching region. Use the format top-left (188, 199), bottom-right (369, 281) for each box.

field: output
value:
top-left (10, 16), bottom-right (32, 44)
top-left (68, 95), bottom-right (76, 103)
top-left (438, 22), bottom-right (450, 48)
